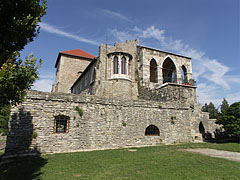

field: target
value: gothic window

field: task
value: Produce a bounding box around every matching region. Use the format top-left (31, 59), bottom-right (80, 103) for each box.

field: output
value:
top-left (162, 57), bottom-right (177, 83)
top-left (121, 56), bottom-right (126, 74)
top-left (113, 56), bottom-right (118, 74)
top-left (150, 59), bottom-right (158, 83)
top-left (54, 115), bottom-right (69, 133)
top-left (181, 65), bottom-right (188, 84)
top-left (145, 125), bottom-right (160, 136)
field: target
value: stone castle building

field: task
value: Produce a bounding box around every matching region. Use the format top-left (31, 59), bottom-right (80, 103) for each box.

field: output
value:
top-left (5, 40), bottom-right (218, 156)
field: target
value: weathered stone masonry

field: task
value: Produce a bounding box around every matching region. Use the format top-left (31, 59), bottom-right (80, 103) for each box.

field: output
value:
top-left (5, 89), bottom-right (216, 155)
top-left (4, 40), bottom-right (219, 156)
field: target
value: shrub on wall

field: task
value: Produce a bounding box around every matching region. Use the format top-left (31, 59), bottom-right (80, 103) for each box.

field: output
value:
top-left (32, 131), bottom-right (38, 139)
top-left (75, 106), bottom-right (83, 117)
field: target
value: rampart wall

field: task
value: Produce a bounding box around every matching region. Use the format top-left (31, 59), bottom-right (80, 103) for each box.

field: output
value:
top-left (5, 90), bottom-right (202, 155)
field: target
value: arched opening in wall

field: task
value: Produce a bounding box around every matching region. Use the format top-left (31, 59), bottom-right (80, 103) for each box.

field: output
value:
top-left (113, 56), bottom-right (118, 74)
top-left (145, 125), bottom-right (160, 136)
top-left (150, 59), bottom-right (158, 83)
top-left (181, 65), bottom-right (188, 84)
top-left (199, 121), bottom-right (205, 139)
top-left (121, 56), bottom-right (126, 74)
top-left (162, 57), bottom-right (177, 84)
top-left (54, 115), bottom-right (70, 133)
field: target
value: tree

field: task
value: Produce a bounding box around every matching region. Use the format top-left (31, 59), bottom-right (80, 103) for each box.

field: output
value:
top-left (216, 102), bottom-right (240, 140)
top-left (201, 102), bottom-right (218, 119)
top-left (0, 105), bottom-right (10, 135)
top-left (0, 0), bottom-right (47, 66)
top-left (0, 0), bottom-right (46, 134)
top-left (220, 98), bottom-right (229, 114)
top-left (0, 0), bottom-right (46, 105)
top-left (201, 103), bottom-right (208, 112)
top-left (0, 54), bottom-right (42, 107)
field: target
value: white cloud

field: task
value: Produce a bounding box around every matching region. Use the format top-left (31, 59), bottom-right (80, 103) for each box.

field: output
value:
top-left (39, 22), bottom-right (99, 46)
top-left (111, 29), bottom-right (133, 42)
top-left (31, 75), bottom-right (55, 92)
top-left (103, 9), bottom-right (131, 22)
top-left (226, 92), bottom-right (240, 105)
top-left (196, 83), bottom-right (222, 107)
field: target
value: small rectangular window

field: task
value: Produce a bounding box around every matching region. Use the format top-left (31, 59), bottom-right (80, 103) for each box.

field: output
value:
top-left (54, 115), bottom-right (69, 133)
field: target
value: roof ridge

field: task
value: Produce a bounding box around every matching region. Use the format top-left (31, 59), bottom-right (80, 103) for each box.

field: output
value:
top-left (60, 49), bottom-right (95, 59)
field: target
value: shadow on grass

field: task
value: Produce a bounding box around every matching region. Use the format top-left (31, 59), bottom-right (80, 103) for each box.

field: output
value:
top-left (0, 155), bottom-right (48, 180)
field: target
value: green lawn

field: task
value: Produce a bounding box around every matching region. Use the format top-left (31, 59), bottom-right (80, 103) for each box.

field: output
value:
top-left (0, 143), bottom-right (239, 180)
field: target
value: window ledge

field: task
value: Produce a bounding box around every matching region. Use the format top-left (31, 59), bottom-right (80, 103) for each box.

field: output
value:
top-left (109, 77), bottom-right (132, 82)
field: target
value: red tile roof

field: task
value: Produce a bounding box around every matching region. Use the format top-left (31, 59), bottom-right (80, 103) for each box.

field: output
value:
top-left (55, 49), bottom-right (95, 68)
top-left (60, 49), bottom-right (95, 59)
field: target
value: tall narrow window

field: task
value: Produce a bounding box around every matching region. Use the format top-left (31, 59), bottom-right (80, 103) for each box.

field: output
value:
top-left (113, 56), bottom-right (118, 74)
top-left (150, 59), bottom-right (158, 83)
top-left (181, 65), bottom-right (188, 84)
top-left (121, 56), bottom-right (126, 74)
top-left (54, 115), bottom-right (70, 133)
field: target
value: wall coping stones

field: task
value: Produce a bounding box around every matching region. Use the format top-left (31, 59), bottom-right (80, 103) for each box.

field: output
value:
top-left (26, 90), bottom-right (190, 110)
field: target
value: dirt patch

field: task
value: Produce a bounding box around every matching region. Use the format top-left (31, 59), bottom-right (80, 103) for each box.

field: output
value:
top-left (182, 148), bottom-right (240, 162)
top-left (127, 149), bottom-right (137, 152)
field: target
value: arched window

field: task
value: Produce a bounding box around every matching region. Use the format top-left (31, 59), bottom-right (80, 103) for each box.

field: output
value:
top-left (113, 56), bottom-right (118, 74)
top-left (54, 115), bottom-right (70, 133)
top-left (181, 65), bottom-right (188, 84)
top-left (162, 57), bottom-right (177, 83)
top-left (145, 125), bottom-right (160, 136)
top-left (150, 59), bottom-right (158, 83)
top-left (121, 56), bottom-right (126, 74)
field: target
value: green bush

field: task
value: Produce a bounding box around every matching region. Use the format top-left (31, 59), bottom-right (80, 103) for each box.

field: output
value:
top-left (75, 106), bottom-right (83, 117)
top-left (32, 131), bottom-right (38, 139)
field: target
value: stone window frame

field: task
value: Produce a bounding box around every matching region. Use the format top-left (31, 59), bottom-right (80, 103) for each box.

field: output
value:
top-left (54, 115), bottom-right (70, 133)
top-left (145, 124), bottom-right (160, 136)
top-left (162, 57), bottom-right (177, 84)
top-left (181, 65), bottom-right (188, 84)
top-left (108, 52), bottom-right (132, 80)
top-left (121, 56), bottom-right (126, 74)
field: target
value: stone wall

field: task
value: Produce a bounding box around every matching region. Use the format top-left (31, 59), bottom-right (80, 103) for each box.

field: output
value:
top-left (72, 59), bottom-right (97, 95)
top-left (138, 83), bottom-right (197, 105)
top-left (52, 54), bottom-right (92, 93)
top-left (4, 90), bottom-right (214, 155)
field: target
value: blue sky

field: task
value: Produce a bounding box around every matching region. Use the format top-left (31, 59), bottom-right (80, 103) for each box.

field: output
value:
top-left (21, 0), bottom-right (239, 106)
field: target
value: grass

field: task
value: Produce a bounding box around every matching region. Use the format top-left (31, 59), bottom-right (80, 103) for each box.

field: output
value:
top-left (0, 143), bottom-right (239, 180)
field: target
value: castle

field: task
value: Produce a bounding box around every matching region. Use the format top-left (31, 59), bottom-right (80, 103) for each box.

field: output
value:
top-left (5, 40), bottom-right (218, 155)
